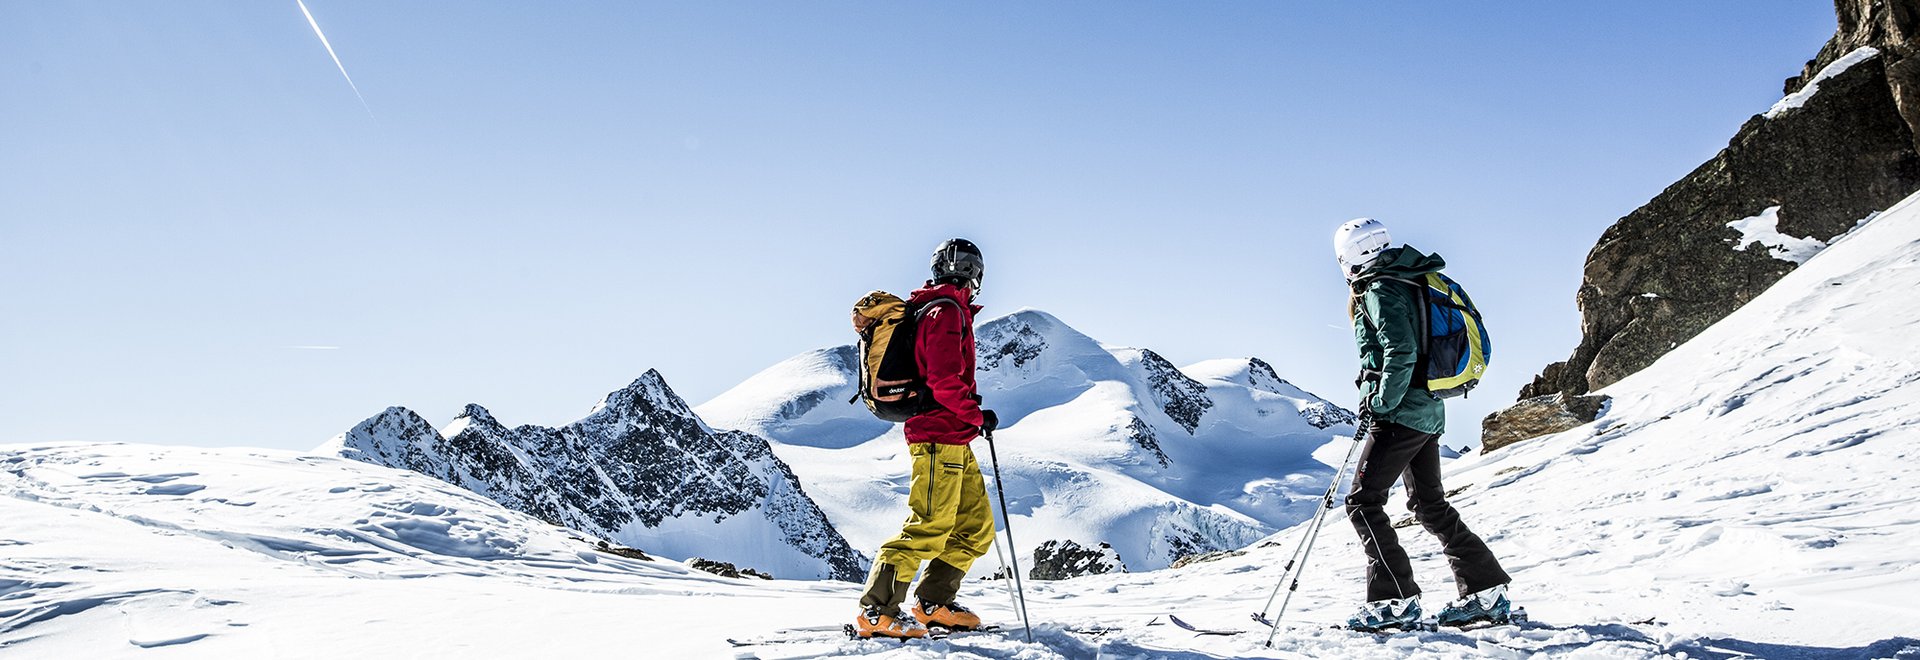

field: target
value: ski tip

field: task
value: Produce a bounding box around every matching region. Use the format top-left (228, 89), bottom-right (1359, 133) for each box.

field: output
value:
top-left (1169, 614), bottom-right (1243, 636)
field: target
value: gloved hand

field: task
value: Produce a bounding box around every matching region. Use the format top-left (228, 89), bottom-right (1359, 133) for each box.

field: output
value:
top-left (980, 409), bottom-right (999, 434)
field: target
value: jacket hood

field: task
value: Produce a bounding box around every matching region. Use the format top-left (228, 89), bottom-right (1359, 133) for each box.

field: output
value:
top-left (1356, 245), bottom-right (1446, 283)
top-left (910, 282), bottom-right (979, 310)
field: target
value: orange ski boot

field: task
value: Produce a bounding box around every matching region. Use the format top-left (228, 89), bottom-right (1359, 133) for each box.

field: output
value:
top-left (852, 607), bottom-right (929, 639)
top-left (913, 600), bottom-right (983, 631)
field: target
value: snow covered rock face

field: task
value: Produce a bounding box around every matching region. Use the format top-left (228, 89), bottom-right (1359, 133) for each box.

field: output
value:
top-left (1512, 4), bottom-right (1920, 410)
top-left (699, 309), bottom-right (1356, 573)
top-left (332, 370), bottom-right (866, 582)
top-left (1029, 540), bottom-right (1125, 580)
top-left (1792, 0), bottom-right (1920, 152)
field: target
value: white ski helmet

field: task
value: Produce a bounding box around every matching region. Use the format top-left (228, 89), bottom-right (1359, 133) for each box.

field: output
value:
top-left (1334, 217), bottom-right (1393, 279)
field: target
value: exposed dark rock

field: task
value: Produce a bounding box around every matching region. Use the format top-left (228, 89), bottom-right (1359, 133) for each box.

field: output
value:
top-left (1515, 1), bottom-right (1920, 406)
top-left (1123, 417), bottom-right (1171, 467)
top-left (1170, 549), bottom-right (1246, 570)
top-left (1481, 393), bottom-right (1611, 453)
top-left (1029, 540), bottom-right (1126, 580)
top-left (688, 557), bottom-right (773, 580)
top-left (1129, 349), bottom-right (1215, 434)
top-left (593, 540), bottom-right (653, 561)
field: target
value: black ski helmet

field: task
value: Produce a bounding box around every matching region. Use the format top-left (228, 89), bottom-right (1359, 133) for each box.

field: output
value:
top-left (930, 238), bottom-right (984, 290)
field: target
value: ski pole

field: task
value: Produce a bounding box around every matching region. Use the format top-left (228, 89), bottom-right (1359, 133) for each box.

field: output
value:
top-left (1254, 413), bottom-right (1367, 620)
top-left (989, 520), bottom-right (1023, 631)
top-left (983, 428), bottom-right (1034, 643)
top-left (1260, 411), bottom-right (1371, 648)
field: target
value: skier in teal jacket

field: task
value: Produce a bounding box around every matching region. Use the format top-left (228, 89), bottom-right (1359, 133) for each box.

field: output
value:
top-left (1336, 217), bottom-right (1513, 631)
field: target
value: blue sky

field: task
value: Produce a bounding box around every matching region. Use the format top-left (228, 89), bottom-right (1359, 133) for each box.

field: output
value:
top-left (1, 2), bottom-right (1835, 449)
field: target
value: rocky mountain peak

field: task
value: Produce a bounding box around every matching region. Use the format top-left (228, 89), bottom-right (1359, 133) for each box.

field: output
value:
top-left (586, 369), bottom-right (699, 427)
top-left (977, 309), bottom-right (1069, 373)
top-left (333, 372), bottom-right (866, 582)
top-left (447, 404), bottom-right (504, 434)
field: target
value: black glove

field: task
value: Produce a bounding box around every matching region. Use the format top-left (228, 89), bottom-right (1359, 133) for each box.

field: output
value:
top-left (980, 409), bottom-right (999, 434)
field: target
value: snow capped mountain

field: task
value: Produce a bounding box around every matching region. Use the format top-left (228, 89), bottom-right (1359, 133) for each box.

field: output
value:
top-left (698, 308), bottom-right (1357, 575)
top-left (325, 369), bottom-right (866, 581)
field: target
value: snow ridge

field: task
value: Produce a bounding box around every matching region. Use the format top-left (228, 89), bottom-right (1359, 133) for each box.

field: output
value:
top-left (699, 309), bottom-right (1355, 575)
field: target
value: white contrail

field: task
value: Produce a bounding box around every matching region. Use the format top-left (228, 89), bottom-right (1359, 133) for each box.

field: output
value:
top-left (295, 0), bottom-right (373, 117)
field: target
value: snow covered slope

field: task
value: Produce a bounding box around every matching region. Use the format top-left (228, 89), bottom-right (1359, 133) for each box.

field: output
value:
top-left (0, 443), bottom-right (868, 658)
top-left (698, 309), bottom-right (1356, 574)
top-left (325, 370), bottom-right (865, 581)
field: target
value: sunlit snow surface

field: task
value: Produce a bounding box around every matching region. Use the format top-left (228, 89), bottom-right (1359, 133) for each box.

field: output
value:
top-left (7, 192), bottom-right (1920, 657)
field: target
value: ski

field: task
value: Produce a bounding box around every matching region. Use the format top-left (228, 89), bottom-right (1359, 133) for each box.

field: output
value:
top-left (726, 624), bottom-right (997, 648)
top-left (1332, 620), bottom-right (1440, 634)
top-left (724, 625), bottom-right (852, 647)
top-left (728, 622), bottom-right (1125, 647)
top-left (1331, 607), bottom-right (1535, 636)
top-left (1167, 614), bottom-right (1243, 636)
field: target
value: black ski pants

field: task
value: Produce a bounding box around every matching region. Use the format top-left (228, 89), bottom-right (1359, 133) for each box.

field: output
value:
top-left (1345, 421), bottom-right (1510, 603)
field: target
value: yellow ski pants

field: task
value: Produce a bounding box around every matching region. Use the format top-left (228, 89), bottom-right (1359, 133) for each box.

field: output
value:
top-left (874, 442), bottom-right (996, 581)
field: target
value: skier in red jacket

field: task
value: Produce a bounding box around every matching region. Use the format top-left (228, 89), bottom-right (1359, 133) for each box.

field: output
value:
top-left (854, 238), bottom-right (1001, 639)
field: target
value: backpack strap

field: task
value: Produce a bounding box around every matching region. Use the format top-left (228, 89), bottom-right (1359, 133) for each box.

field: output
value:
top-left (911, 296), bottom-right (971, 339)
top-left (1356, 274), bottom-right (1432, 390)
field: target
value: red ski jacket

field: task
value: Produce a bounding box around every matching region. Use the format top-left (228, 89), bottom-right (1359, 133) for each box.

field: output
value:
top-left (905, 283), bottom-right (983, 446)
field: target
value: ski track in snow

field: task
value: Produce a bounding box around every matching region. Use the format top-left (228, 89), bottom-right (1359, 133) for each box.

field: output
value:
top-left (9, 200), bottom-right (1920, 656)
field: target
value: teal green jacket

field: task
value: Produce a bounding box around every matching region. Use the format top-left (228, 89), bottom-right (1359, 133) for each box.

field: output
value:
top-left (1350, 246), bottom-right (1447, 436)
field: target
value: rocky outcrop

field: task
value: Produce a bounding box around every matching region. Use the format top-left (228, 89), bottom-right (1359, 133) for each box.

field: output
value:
top-left (687, 557), bottom-right (773, 580)
top-left (333, 370), bottom-right (867, 582)
top-left (1030, 540), bottom-right (1126, 580)
top-left (1480, 393), bottom-right (1610, 453)
top-left (592, 540), bottom-right (653, 561)
top-left (1297, 400), bottom-right (1359, 430)
top-left (1509, 0), bottom-right (1920, 416)
top-left (1170, 549), bottom-right (1246, 570)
